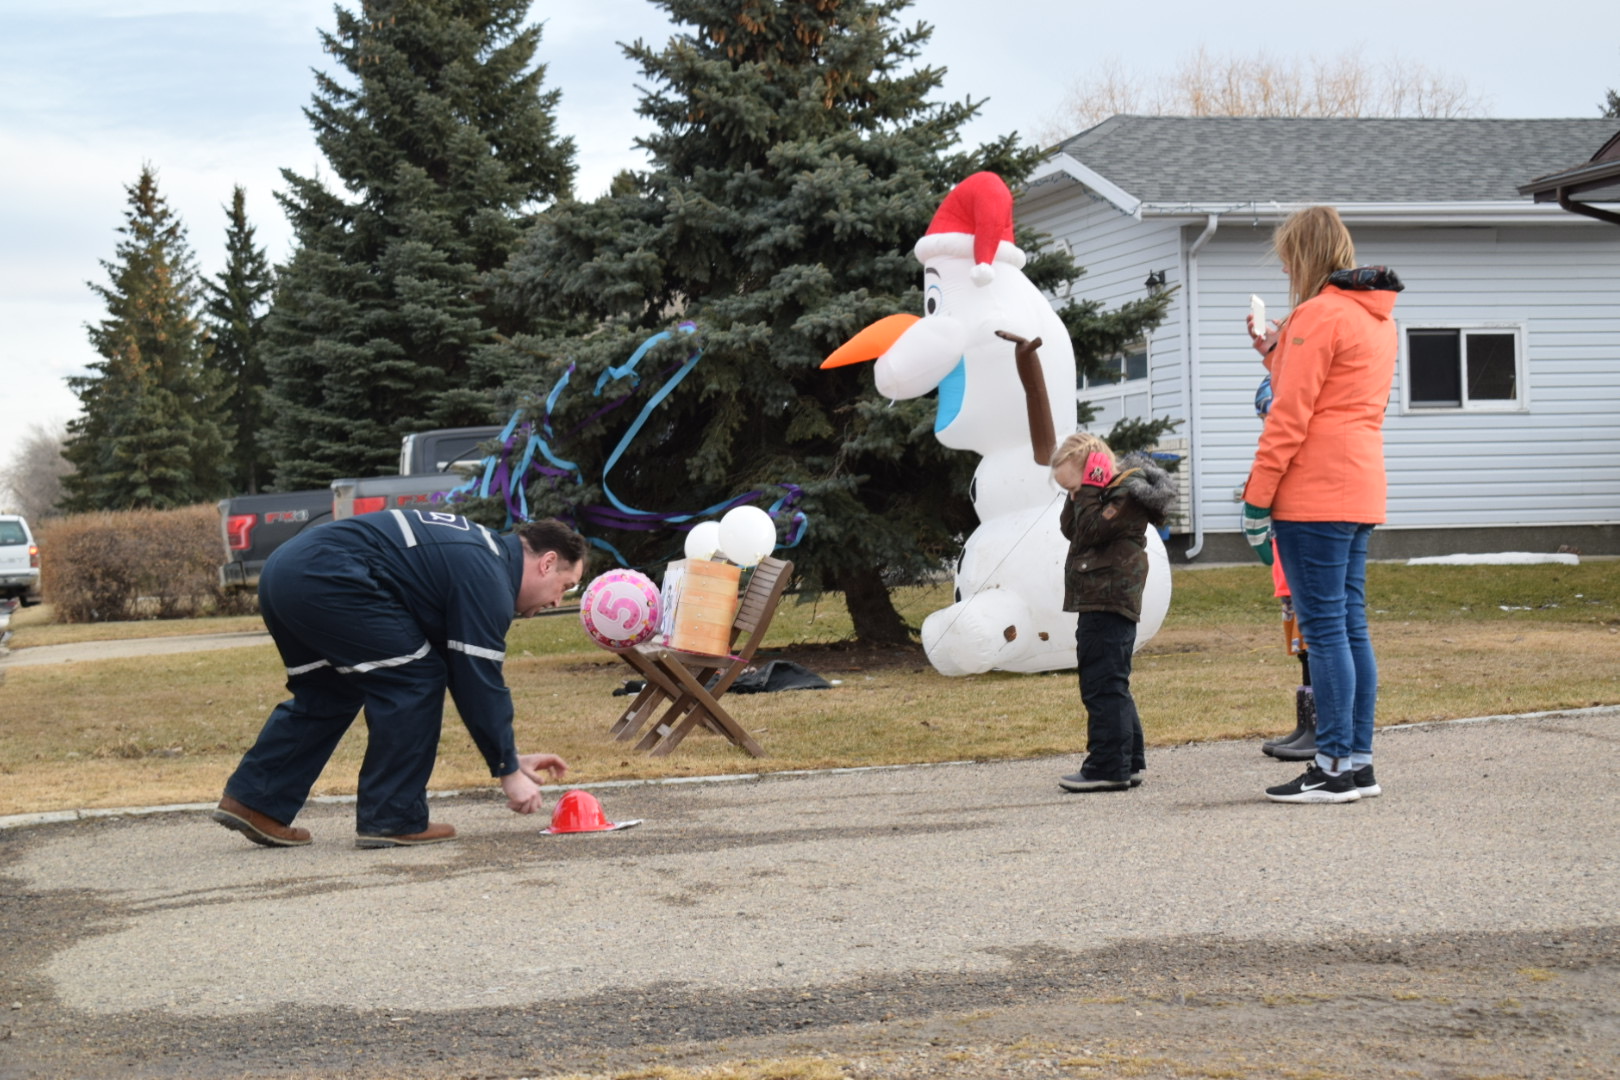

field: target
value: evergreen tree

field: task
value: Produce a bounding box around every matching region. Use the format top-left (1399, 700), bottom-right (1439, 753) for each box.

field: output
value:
top-left (204, 187), bottom-right (275, 493)
top-left (62, 166), bottom-right (233, 512)
top-left (264, 0), bottom-right (576, 489)
top-left (487, 0), bottom-right (1169, 644)
top-left (1059, 286), bottom-right (1181, 453)
top-left (1604, 87), bottom-right (1619, 118)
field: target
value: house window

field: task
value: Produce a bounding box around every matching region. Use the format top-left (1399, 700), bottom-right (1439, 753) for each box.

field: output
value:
top-left (1401, 324), bottom-right (1526, 412)
top-left (1081, 339), bottom-right (1149, 392)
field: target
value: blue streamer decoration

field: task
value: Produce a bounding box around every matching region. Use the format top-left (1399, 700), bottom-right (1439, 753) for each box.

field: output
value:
top-left (464, 323), bottom-right (809, 567)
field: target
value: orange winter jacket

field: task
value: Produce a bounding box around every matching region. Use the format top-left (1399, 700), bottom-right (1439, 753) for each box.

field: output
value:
top-left (1245, 281), bottom-right (1399, 523)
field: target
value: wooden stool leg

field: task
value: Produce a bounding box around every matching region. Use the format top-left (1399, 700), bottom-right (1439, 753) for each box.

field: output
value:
top-left (635, 693), bottom-right (699, 752)
top-left (646, 706), bottom-right (704, 756)
top-left (649, 660), bottom-right (765, 758)
top-left (609, 682), bottom-right (663, 739)
top-left (609, 650), bottom-right (682, 741)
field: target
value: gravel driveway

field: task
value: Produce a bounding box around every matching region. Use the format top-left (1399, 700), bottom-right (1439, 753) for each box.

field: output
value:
top-left (3, 708), bottom-right (1617, 1079)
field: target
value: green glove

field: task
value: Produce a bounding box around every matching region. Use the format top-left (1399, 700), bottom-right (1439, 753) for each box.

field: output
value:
top-left (1242, 502), bottom-right (1274, 566)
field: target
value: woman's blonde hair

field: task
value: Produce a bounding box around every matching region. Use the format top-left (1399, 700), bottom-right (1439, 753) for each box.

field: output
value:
top-left (1052, 432), bottom-right (1113, 473)
top-left (1273, 206), bottom-right (1356, 310)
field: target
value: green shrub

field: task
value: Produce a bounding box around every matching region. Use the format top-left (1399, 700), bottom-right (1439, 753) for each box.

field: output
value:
top-left (37, 505), bottom-right (258, 623)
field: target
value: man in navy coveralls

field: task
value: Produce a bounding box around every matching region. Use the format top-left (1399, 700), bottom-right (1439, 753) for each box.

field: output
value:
top-left (213, 513), bottom-right (587, 848)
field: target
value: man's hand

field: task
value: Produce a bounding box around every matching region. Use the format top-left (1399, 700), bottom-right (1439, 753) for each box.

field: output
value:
top-left (1242, 502), bottom-right (1275, 566)
top-left (500, 769), bottom-right (545, 815)
top-left (518, 752), bottom-right (568, 785)
top-left (501, 752), bottom-right (569, 815)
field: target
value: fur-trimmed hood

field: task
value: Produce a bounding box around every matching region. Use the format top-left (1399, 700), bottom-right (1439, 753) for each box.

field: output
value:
top-left (1327, 265), bottom-right (1404, 293)
top-left (1112, 452), bottom-right (1178, 526)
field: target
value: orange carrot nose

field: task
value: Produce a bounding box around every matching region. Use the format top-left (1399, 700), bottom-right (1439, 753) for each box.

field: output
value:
top-left (821, 313), bottom-right (921, 369)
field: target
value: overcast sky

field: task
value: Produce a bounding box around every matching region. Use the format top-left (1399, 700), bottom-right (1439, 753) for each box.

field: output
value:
top-left (2, 0), bottom-right (1615, 488)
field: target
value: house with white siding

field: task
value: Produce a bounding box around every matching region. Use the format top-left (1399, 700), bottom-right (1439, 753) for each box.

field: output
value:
top-left (1018, 116), bottom-right (1620, 561)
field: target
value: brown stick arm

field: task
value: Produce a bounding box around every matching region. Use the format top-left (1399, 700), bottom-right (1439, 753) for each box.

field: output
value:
top-left (995, 330), bottom-right (1057, 466)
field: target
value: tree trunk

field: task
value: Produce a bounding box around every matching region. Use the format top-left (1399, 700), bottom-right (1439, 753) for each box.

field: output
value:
top-left (833, 564), bottom-right (913, 646)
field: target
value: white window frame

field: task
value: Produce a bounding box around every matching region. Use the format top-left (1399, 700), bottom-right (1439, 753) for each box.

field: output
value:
top-left (1398, 321), bottom-right (1529, 415)
top-left (1078, 336), bottom-right (1151, 400)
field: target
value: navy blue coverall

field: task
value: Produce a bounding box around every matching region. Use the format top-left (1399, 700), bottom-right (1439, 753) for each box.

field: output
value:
top-left (224, 510), bottom-right (525, 837)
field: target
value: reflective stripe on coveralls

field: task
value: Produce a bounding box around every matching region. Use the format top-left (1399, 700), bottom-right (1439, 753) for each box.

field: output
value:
top-left (283, 641), bottom-right (438, 677)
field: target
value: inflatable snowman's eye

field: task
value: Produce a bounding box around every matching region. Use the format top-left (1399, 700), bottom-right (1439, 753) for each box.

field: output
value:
top-left (925, 284), bottom-right (942, 316)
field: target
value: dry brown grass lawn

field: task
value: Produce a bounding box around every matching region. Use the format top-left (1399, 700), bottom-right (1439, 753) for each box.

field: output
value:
top-left (2, 564), bottom-right (1616, 817)
top-left (4, 603), bottom-right (265, 645)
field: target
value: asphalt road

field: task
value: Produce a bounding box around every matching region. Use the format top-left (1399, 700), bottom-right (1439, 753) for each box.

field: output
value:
top-left (3, 706), bottom-right (1618, 1078)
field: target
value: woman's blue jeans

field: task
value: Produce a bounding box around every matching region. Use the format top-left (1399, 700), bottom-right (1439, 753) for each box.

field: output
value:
top-left (1272, 521), bottom-right (1377, 770)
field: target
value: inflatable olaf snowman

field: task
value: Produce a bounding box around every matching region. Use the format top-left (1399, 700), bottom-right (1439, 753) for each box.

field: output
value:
top-left (823, 172), bottom-right (1171, 676)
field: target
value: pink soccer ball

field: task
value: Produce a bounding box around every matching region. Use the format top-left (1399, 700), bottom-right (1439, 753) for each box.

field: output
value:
top-left (578, 569), bottom-right (661, 652)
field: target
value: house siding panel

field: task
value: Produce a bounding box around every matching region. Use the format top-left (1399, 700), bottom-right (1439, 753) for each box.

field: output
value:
top-left (1188, 225), bottom-right (1620, 535)
top-left (1022, 117), bottom-right (1620, 551)
top-left (1019, 185), bottom-right (1187, 426)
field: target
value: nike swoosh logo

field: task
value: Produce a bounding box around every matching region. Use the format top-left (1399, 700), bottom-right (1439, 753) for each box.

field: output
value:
top-left (1300, 781), bottom-right (1327, 791)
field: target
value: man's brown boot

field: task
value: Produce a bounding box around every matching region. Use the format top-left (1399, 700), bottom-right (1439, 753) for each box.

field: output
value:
top-left (212, 796), bottom-right (312, 847)
top-left (355, 822), bottom-right (457, 849)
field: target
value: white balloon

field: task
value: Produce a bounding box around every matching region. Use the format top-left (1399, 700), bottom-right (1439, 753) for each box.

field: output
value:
top-left (683, 520), bottom-right (722, 561)
top-left (718, 505), bottom-right (777, 567)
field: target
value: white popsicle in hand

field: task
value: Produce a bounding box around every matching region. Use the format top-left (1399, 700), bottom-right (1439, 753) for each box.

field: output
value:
top-left (1249, 294), bottom-right (1266, 339)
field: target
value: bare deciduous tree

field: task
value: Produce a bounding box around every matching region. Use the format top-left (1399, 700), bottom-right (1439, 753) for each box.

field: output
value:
top-left (1040, 47), bottom-right (1488, 143)
top-left (1, 422), bottom-right (75, 522)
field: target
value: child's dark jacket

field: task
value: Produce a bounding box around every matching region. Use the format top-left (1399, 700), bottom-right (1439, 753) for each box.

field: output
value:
top-left (1060, 453), bottom-right (1178, 622)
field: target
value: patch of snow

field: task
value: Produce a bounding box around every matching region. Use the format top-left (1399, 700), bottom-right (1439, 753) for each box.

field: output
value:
top-left (1407, 552), bottom-right (1579, 567)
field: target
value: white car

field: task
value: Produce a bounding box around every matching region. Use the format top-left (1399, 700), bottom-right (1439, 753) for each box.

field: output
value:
top-left (0, 514), bottom-right (41, 606)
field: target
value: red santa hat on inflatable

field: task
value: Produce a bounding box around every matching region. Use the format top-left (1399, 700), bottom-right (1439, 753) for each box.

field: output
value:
top-left (912, 171), bottom-right (1028, 287)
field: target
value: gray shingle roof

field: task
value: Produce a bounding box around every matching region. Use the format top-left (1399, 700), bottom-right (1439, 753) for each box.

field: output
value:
top-left (1055, 116), bottom-right (1620, 204)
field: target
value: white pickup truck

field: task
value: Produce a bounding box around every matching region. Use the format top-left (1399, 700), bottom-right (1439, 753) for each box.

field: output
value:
top-left (0, 514), bottom-right (42, 606)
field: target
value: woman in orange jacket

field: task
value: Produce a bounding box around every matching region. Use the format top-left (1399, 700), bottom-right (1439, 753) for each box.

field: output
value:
top-left (1242, 206), bottom-right (1403, 804)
